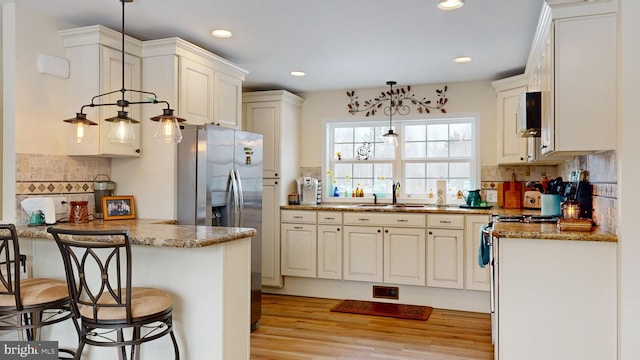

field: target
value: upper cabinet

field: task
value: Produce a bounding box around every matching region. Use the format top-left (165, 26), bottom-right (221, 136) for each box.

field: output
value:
top-left (528, 1), bottom-right (617, 156)
top-left (143, 38), bottom-right (247, 130)
top-left (61, 26), bottom-right (143, 156)
top-left (492, 75), bottom-right (528, 165)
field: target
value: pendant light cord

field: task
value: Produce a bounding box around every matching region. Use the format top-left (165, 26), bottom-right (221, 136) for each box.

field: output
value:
top-left (120, 0), bottom-right (126, 109)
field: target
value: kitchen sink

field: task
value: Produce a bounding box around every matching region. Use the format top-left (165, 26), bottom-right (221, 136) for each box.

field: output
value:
top-left (356, 203), bottom-right (427, 208)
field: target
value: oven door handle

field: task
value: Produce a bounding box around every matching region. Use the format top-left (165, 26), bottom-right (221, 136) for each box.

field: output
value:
top-left (489, 235), bottom-right (496, 314)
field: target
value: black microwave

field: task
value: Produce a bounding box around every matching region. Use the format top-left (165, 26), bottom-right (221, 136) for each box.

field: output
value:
top-left (519, 91), bottom-right (541, 137)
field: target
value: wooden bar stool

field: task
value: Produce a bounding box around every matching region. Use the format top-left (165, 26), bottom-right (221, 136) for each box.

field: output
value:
top-left (47, 227), bottom-right (179, 360)
top-left (0, 224), bottom-right (74, 359)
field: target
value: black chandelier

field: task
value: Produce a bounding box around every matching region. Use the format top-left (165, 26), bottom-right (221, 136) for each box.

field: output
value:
top-left (382, 81), bottom-right (399, 147)
top-left (63, 0), bottom-right (185, 145)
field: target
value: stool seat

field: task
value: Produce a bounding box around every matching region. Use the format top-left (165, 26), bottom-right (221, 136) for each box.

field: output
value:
top-left (0, 278), bottom-right (68, 308)
top-left (80, 287), bottom-right (173, 321)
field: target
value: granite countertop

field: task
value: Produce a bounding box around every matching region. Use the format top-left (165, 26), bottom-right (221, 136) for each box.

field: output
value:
top-left (281, 203), bottom-right (542, 216)
top-left (492, 222), bottom-right (617, 242)
top-left (16, 219), bottom-right (257, 248)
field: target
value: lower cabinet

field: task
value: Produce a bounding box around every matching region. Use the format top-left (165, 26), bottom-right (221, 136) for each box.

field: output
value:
top-left (343, 225), bottom-right (426, 286)
top-left (317, 225), bottom-right (342, 280)
top-left (464, 215), bottom-right (491, 291)
top-left (281, 223), bottom-right (317, 278)
top-left (427, 228), bottom-right (464, 289)
top-left (261, 179), bottom-right (282, 287)
top-left (343, 226), bottom-right (383, 282)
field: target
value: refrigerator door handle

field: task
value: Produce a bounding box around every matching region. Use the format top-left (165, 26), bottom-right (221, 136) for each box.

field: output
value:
top-left (234, 168), bottom-right (245, 227)
top-left (227, 169), bottom-right (239, 227)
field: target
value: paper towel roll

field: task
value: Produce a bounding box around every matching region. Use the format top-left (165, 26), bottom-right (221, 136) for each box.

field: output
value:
top-left (436, 180), bottom-right (447, 206)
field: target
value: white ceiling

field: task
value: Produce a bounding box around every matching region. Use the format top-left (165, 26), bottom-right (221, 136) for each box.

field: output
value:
top-left (7, 0), bottom-right (544, 93)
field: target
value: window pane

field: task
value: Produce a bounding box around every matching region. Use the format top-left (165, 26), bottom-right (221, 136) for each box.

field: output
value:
top-left (427, 141), bottom-right (449, 157)
top-left (449, 178), bottom-right (472, 193)
top-left (376, 126), bottom-right (393, 140)
top-left (405, 179), bottom-right (426, 195)
top-left (403, 125), bottom-right (426, 141)
top-left (450, 123), bottom-right (472, 140)
top-left (427, 124), bottom-right (448, 141)
top-left (334, 128), bottom-right (353, 143)
top-left (404, 142), bottom-right (426, 159)
top-left (374, 143), bottom-right (395, 159)
top-left (374, 163), bottom-right (393, 180)
top-left (427, 163), bottom-right (448, 178)
top-left (450, 139), bottom-right (472, 157)
top-left (334, 163), bottom-right (352, 178)
top-left (335, 144), bottom-right (354, 160)
top-left (355, 127), bottom-right (374, 143)
top-left (450, 162), bottom-right (470, 178)
top-left (353, 163), bottom-right (373, 179)
top-left (405, 163), bottom-right (426, 178)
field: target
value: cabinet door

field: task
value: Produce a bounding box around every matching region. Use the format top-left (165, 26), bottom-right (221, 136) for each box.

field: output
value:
top-left (179, 57), bottom-right (214, 124)
top-left (317, 225), bottom-right (342, 280)
top-left (383, 227), bottom-right (426, 286)
top-left (427, 228), bottom-right (464, 289)
top-left (262, 179), bottom-right (282, 287)
top-left (214, 71), bottom-right (242, 129)
top-left (343, 226), bottom-right (383, 283)
top-left (464, 215), bottom-right (491, 292)
top-left (245, 101), bottom-right (280, 178)
top-left (496, 86), bottom-right (528, 164)
top-left (281, 223), bottom-right (317, 278)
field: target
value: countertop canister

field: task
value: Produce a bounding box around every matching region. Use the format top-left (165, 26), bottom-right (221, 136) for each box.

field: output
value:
top-left (541, 194), bottom-right (562, 216)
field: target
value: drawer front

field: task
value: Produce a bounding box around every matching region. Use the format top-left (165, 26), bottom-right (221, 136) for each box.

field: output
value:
top-left (281, 210), bottom-right (316, 224)
top-left (427, 214), bottom-right (464, 229)
top-left (317, 211), bottom-right (342, 225)
top-left (343, 213), bottom-right (425, 227)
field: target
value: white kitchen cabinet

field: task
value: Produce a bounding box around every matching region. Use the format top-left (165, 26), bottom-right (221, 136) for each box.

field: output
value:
top-left (343, 226), bottom-right (383, 283)
top-left (317, 212), bottom-right (343, 280)
top-left (343, 212), bottom-right (425, 285)
top-left (497, 237), bottom-right (616, 360)
top-left (427, 214), bottom-right (464, 289)
top-left (492, 76), bottom-right (528, 165)
top-left (214, 71), bottom-right (243, 129)
top-left (281, 222), bottom-right (317, 278)
top-left (178, 57), bottom-right (215, 125)
top-left (261, 179), bottom-right (282, 287)
top-left (383, 227), bottom-right (426, 286)
top-left (464, 215), bottom-right (490, 292)
top-left (61, 26), bottom-right (142, 156)
top-left (531, 2), bottom-right (617, 155)
top-left (244, 91), bottom-right (304, 180)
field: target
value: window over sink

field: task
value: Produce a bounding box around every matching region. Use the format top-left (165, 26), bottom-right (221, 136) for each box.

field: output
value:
top-left (324, 114), bottom-right (480, 202)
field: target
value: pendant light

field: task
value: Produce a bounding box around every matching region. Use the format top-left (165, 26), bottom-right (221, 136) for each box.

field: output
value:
top-left (64, 0), bottom-right (186, 144)
top-left (382, 81), bottom-right (399, 147)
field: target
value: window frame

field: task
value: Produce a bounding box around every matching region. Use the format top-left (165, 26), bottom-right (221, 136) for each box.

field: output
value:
top-left (323, 113), bottom-right (481, 204)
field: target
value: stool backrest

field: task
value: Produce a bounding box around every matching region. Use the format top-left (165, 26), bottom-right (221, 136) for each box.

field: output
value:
top-left (47, 228), bottom-right (133, 323)
top-left (0, 224), bottom-right (22, 310)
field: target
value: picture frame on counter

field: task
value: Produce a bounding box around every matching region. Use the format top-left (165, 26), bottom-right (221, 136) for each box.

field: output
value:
top-left (102, 195), bottom-right (136, 220)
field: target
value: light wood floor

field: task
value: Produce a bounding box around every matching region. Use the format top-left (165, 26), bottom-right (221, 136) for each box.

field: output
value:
top-left (251, 294), bottom-right (493, 360)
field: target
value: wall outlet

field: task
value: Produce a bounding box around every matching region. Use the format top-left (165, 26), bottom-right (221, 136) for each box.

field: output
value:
top-left (52, 196), bottom-right (68, 214)
top-left (485, 190), bottom-right (498, 203)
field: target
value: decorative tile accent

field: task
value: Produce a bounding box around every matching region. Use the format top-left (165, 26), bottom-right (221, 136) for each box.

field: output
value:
top-left (16, 181), bottom-right (95, 195)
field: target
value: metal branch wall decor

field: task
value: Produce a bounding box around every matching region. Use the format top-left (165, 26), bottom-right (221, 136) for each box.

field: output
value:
top-left (347, 85), bottom-right (449, 116)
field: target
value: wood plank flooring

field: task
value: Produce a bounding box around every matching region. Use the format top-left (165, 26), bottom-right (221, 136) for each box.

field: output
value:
top-left (251, 294), bottom-right (494, 360)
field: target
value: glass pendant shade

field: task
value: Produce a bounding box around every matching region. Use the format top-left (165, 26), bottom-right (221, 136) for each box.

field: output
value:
top-left (383, 129), bottom-right (399, 147)
top-left (63, 113), bottom-right (97, 144)
top-left (150, 108), bottom-right (186, 143)
top-left (153, 118), bottom-right (183, 143)
top-left (105, 111), bottom-right (137, 144)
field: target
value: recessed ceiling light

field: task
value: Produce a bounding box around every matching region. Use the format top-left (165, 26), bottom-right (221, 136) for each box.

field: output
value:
top-left (211, 29), bottom-right (232, 39)
top-left (454, 56), bottom-right (473, 63)
top-left (438, 0), bottom-right (464, 10)
top-left (290, 71), bottom-right (306, 77)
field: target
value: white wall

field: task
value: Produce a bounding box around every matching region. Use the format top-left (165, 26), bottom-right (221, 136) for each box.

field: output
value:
top-left (618, 0), bottom-right (640, 358)
top-left (298, 81), bottom-right (497, 168)
top-left (13, 5), bottom-right (68, 155)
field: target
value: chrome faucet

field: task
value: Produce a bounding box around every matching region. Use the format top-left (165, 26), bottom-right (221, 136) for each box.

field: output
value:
top-left (392, 181), bottom-right (400, 205)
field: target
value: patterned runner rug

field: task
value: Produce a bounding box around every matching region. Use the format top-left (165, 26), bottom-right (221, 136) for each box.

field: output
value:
top-left (330, 300), bottom-right (433, 321)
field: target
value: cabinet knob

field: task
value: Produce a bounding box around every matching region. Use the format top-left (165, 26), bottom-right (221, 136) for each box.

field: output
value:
top-left (385, 229), bottom-right (389, 233)
top-left (428, 231), bottom-right (433, 235)
top-left (377, 229), bottom-right (381, 233)
top-left (135, 149), bottom-right (141, 154)
top-left (275, 181), bottom-right (278, 185)
top-left (337, 228), bottom-right (340, 231)
top-left (274, 173), bottom-right (278, 177)
top-left (520, 157), bottom-right (524, 161)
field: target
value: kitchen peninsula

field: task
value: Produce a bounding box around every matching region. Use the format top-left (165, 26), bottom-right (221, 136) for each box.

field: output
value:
top-left (16, 219), bottom-right (256, 360)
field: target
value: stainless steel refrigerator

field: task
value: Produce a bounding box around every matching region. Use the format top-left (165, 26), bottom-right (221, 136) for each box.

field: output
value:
top-left (177, 124), bottom-right (263, 330)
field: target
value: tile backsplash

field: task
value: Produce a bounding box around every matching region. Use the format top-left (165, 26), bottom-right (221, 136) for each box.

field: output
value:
top-left (15, 153), bottom-right (111, 225)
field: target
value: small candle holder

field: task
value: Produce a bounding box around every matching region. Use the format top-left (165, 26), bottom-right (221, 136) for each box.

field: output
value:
top-left (561, 200), bottom-right (581, 219)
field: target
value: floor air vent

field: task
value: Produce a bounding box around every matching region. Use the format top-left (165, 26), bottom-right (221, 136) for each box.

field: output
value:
top-left (373, 285), bottom-right (399, 300)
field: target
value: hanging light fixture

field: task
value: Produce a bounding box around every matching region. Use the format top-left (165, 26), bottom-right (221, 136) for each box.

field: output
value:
top-left (64, 0), bottom-right (186, 144)
top-left (382, 81), bottom-right (399, 147)
top-left (437, 0), bottom-right (464, 10)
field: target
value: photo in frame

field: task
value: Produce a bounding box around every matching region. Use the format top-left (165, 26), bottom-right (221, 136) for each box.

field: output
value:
top-left (102, 195), bottom-right (136, 220)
